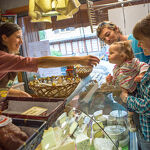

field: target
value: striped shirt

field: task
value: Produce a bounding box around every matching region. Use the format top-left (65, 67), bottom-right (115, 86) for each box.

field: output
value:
top-left (127, 67), bottom-right (150, 141)
top-left (112, 58), bottom-right (149, 93)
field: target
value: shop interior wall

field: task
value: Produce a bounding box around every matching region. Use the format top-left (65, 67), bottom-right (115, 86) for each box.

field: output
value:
top-left (0, 0), bottom-right (28, 11)
top-left (108, 3), bottom-right (150, 35)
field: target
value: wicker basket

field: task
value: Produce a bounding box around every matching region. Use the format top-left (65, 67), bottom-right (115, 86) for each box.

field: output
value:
top-left (76, 66), bottom-right (93, 78)
top-left (28, 76), bottom-right (80, 98)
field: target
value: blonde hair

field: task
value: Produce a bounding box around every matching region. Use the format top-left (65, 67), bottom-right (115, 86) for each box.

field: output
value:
top-left (133, 14), bottom-right (150, 40)
top-left (96, 21), bottom-right (122, 39)
top-left (111, 40), bottom-right (134, 60)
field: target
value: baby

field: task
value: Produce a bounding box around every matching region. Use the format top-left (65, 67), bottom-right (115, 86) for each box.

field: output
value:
top-left (106, 40), bottom-right (149, 132)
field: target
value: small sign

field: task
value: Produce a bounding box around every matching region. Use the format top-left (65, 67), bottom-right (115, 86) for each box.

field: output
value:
top-left (22, 107), bottom-right (48, 116)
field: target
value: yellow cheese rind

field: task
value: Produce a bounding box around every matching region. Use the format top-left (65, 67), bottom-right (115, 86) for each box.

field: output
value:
top-left (51, 137), bottom-right (75, 150)
top-left (92, 122), bottom-right (104, 131)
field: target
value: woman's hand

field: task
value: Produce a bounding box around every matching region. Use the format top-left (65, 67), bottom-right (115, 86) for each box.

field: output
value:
top-left (106, 74), bottom-right (113, 84)
top-left (78, 55), bottom-right (100, 67)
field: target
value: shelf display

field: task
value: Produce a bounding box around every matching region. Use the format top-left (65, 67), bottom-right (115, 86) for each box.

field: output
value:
top-left (0, 14), bottom-right (17, 24)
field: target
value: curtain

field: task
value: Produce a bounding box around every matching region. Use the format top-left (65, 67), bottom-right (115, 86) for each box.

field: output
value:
top-left (17, 16), bottom-right (40, 57)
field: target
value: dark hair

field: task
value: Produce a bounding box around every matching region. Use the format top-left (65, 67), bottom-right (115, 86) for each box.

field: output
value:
top-left (0, 22), bottom-right (21, 52)
top-left (133, 14), bottom-right (150, 40)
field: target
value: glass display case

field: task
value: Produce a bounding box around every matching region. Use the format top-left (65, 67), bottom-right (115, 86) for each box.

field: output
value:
top-left (67, 62), bottom-right (138, 150)
top-left (40, 63), bottom-right (138, 150)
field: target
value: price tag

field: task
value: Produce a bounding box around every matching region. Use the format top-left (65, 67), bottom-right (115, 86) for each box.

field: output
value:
top-left (22, 107), bottom-right (48, 116)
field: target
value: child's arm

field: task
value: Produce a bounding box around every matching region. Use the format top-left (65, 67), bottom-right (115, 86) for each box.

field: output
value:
top-left (134, 59), bottom-right (149, 82)
top-left (120, 88), bottom-right (128, 103)
top-left (134, 71), bottom-right (146, 82)
top-left (106, 74), bottom-right (113, 84)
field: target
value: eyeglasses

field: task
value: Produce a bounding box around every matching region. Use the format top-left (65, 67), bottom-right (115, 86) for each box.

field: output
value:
top-left (98, 21), bottom-right (114, 28)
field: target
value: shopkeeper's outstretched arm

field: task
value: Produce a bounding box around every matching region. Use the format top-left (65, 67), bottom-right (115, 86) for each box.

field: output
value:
top-left (37, 55), bottom-right (100, 68)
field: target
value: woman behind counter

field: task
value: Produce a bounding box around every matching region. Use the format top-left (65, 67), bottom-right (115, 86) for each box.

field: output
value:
top-left (0, 22), bottom-right (100, 97)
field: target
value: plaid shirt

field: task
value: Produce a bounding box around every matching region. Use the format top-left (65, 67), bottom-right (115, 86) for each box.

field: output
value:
top-left (127, 67), bottom-right (150, 141)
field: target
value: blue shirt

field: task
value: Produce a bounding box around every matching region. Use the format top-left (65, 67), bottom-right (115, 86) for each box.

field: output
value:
top-left (128, 34), bottom-right (150, 64)
top-left (127, 67), bottom-right (150, 141)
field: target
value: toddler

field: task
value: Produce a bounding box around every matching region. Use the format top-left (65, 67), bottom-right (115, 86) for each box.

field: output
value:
top-left (106, 40), bottom-right (149, 132)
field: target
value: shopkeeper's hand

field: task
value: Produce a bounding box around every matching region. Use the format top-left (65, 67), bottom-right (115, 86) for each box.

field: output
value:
top-left (79, 55), bottom-right (100, 67)
top-left (0, 123), bottom-right (28, 150)
top-left (8, 88), bottom-right (32, 97)
top-left (120, 91), bottom-right (128, 103)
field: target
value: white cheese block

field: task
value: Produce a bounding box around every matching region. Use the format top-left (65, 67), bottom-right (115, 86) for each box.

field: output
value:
top-left (56, 112), bottom-right (67, 125)
top-left (76, 134), bottom-right (90, 150)
top-left (53, 127), bottom-right (63, 146)
top-left (94, 138), bottom-right (115, 150)
top-left (96, 115), bottom-right (107, 126)
top-left (73, 124), bottom-right (88, 138)
top-left (69, 121), bottom-right (78, 135)
top-left (68, 109), bottom-right (76, 118)
top-left (77, 113), bottom-right (86, 127)
top-left (104, 125), bottom-right (126, 140)
top-left (93, 110), bottom-right (103, 120)
top-left (41, 127), bottom-right (57, 150)
top-left (107, 115), bottom-right (117, 126)
top-left (69, 117), bottom-right (76, 124)
top-left (84, 116), bottom-right (91, 124)
top-left (51, 137), bottom-right (75, 150)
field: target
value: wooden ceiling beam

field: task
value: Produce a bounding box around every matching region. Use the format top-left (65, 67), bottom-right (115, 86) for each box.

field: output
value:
top-left (6, 5), bottom-right (29, 14)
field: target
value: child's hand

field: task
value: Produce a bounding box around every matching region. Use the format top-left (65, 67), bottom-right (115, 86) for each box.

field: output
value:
top-left (120, 91), bottom-right (128, 103)
top-left (134, 73), bottom-right (145, 82)
top-left (106, 74), bottom-right (113, 83)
